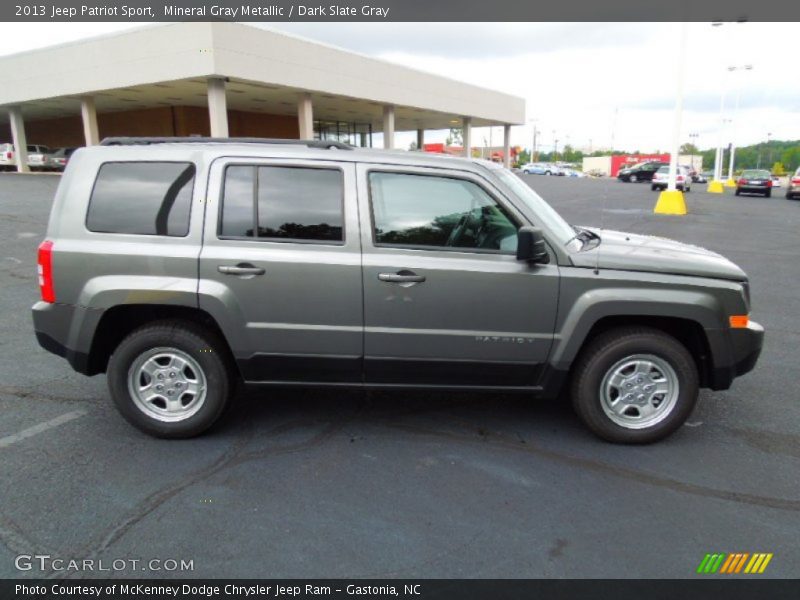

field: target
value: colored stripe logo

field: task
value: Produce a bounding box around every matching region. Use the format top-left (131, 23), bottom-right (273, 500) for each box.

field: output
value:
top-left (697, 553), bottom-right (773, 574)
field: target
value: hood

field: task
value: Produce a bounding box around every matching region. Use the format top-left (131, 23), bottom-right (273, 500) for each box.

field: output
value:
top-left (570, 228), bottom-right (747, 281)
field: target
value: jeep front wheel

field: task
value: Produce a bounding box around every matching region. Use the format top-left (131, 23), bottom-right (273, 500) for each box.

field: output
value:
top-left (570, 327), bottom-right (698, 443)
top-left (107, 321), bottom-right (233, 438)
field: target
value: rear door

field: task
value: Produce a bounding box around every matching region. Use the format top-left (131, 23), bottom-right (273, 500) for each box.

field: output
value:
top-left (356, 163), bottom-right (560, 388)
top-left (199, 157), bottom-right (363, 383)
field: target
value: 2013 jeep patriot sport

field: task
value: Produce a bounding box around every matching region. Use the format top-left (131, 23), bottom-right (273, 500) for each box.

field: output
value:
top-left (32, 138), bottom-right (764, 443)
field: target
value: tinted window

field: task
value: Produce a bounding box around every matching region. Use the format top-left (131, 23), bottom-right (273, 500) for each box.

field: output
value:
top-left (742, 170), bottom-right (770, 178)
top-left (220, 166), bottom-right (344, 242)
top-left (369, 172), bottom-right (518, 252)
top-left (87, 162), bottom-right (194, 236)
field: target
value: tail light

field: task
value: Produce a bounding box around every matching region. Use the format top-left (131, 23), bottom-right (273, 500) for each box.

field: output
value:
top-left (792, 177), bottom-right (800, 185)
top-left (5, 151), bottom-right (12, 159)
top-left (767, 180), bottom-right (773, 188)
top-left (37, 240), bottom-right (55, 303)
top-left (738, 178), bottom-right (746, 185)
top-left (677, 175), bottom-right (684, 181)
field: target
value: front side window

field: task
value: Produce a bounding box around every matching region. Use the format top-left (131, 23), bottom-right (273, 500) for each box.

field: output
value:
top-left (220, 166), bottom-right (344, 243)
top-left (86, 162), bottom-right (195, 236)
top-left (369, 172), bottom-right (518, 252)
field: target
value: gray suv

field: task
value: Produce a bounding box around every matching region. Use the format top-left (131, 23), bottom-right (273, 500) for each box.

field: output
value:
top-left (32, 138), bottom-right (764, 443)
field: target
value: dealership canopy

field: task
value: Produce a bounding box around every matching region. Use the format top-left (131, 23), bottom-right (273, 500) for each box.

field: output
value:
top-left (0, 22), bottom-right (525, 170)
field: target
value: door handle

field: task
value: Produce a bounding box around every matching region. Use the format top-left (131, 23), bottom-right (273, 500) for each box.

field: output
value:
top-left (378, 271), bottom-right (426, 283)
top-left (218, 264), bottom-right (265, 276)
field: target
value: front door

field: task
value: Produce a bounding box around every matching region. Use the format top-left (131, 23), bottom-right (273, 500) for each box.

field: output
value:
top-left (199, 158), bottom-right (363, 383)
top-left (356, 164), bottom-right (560, 388)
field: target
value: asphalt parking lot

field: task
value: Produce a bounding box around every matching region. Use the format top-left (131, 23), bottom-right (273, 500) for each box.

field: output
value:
top-left (1, 172), bottom-right (798, 579)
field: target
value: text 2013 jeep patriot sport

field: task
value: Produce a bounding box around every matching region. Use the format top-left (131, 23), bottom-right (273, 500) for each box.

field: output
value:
top-left (32, 138), bottom-right (764, 443)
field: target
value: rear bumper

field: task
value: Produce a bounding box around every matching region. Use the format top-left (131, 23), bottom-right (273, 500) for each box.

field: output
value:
top-left (32, 301), bottom-right (100, 375)
top-left (707, 321), bottom-right (764, 390)
top-left (737, 185), bottom-right (770, 192)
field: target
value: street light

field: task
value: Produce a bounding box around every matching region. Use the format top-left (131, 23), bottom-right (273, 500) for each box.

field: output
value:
top-left (708, 21), bottom-right (746, 192)
top-left (654, 22), bottom-right (689, 215)
top-left (725, 64), bottom-right (754, 186)
top-left (527, 118), bottom-right (539, 163)
top-left (688, 132), bottom-right (699, 173)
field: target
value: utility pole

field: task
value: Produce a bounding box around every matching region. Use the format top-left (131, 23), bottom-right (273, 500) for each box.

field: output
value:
top-left (726, 64), bottom-right (753, 184)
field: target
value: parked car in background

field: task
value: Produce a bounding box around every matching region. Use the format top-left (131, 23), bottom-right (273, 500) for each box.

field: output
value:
top-left (651, 165), bottom-right (692, 192)
top-left (0, 143), bottom-right (15, 170)
top-left (521, 162), bottom-right (562, 176)
top-left (26, 145), bottom-right (51, 171)
top-left (617, 162), bottom-right (667, 183)
top-left (697, 171), bottom-right (713, 183)
top-left (786, 167), bottom-right (800, 200)
top-left (47, 147), bottom-right (78, 171)
top-left (771, 176), bottom-right (782, 188)
top-left (562, 168), bottom-right (587, 178)
top-left (735, 169), bottom-right (773, 197)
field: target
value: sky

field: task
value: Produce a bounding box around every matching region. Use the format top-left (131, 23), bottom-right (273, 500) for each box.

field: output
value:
top-left (1, 21), bottom-right (797, 153)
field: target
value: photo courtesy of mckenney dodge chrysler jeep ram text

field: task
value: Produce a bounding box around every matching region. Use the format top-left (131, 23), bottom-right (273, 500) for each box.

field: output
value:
top-left (32, 138), bottom-right (763, 443)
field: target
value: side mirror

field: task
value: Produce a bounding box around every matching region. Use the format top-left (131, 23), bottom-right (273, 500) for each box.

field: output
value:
top-left (516, 226), bottom-right (550, 264)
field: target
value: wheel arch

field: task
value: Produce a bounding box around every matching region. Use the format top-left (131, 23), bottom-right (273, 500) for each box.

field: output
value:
top-left (85, 304), bottom-right (239, 378)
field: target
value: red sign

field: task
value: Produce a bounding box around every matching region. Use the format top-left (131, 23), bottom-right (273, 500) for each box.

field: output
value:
top-left (610, 154), bottom-right (670, 177)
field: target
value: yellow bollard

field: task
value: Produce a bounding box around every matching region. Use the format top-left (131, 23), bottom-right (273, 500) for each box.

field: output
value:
top-left (654, 189), bottom-right (687, 215)
top-left (724, 178), bottom-right (737, 188)
top-left (707, 180), bottom-right (725, 193)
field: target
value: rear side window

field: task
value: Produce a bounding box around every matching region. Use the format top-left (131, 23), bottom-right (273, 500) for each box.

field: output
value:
top-left (220, 165), bottom-right (344, 243)
top-left (87, 162), bottom-right (195, 236)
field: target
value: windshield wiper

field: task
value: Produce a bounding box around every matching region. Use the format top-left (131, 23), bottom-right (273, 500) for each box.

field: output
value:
top-left (568, 226), bottom-right (600, 248)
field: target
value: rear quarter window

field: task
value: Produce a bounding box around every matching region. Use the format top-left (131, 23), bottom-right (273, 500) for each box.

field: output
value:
top-left (86, 162), bottom-right (195, 237)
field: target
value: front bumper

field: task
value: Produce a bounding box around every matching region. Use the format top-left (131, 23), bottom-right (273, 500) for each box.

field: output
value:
top-left (707, 320), bottom-right (764, 390)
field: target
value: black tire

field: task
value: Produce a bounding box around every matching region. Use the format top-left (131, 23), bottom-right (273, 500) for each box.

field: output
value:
top-left (651, 185), bottom-right (657, 191)
top-left (735, 189), bottom-right (741, 196)
top-left (107, 320), bottom-right (233, 438)
top-left (765, 190), bottom-right (771, 198)
top-left (570, 327), bottom-right (699, 444)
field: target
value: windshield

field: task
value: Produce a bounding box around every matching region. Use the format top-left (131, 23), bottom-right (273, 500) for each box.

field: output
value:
top-left (494, 170), bottom-right (576, 245)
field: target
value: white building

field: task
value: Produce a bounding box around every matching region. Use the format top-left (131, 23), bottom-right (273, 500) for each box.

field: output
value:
top-left (0, 22), bottom-right (525, 170)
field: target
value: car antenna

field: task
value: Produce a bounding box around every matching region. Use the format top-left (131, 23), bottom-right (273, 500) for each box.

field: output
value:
top-left (594, 169), bottom-right (607, 276)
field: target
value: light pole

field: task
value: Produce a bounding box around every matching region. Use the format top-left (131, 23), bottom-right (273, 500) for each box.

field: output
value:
top-left (528, 118), bottom-right (538, 163)
top-left (709, 21), bottom-right (746, 192)
top-left (688, 132), bottom-right (699, 174)
top-left (552, 131), bottom-right (558, 162)
top-left (767, 132), bottom-right (773, 168)
top-left (726, 64), bottom-right (753, 185)
top-left (654, 22), bottom-right (689, 215)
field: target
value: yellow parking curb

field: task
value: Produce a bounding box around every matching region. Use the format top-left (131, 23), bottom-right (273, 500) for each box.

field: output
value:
top-left (724, 178), bottom-right (737, 188)
top-left (654, 190), bottom-right (687, 215)
top-left (707, 180), bottom-right (725, 194)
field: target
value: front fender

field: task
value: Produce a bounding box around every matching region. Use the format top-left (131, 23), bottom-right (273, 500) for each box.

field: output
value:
top-left (549, 283), bottom-right (725, 372)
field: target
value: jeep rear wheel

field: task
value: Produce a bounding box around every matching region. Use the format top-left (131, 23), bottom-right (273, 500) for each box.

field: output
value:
top-left (107, 321), bottom-right (233, 438)
top-left (570, 327), bottom-right (698, 443)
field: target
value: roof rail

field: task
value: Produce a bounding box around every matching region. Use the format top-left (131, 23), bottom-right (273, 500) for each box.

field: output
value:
top-left (99, 137), bottom-right (354, 150)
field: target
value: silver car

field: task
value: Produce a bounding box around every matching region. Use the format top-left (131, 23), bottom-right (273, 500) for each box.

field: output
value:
top-left (32, 137), bottom-right (763, 443)
top-left (26, 144), bottom-right (51, 170)
top-left (651, 165), bottom-right (692, 192)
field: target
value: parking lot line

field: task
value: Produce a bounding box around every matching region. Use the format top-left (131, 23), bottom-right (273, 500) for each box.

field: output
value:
top-left (0, 410), bottom-right (87, 449)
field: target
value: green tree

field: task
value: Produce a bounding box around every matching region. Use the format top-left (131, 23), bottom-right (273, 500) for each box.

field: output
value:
top-left (680, 143), bottom-right (699, 155)
top-left (446, 128), bottom-right (463, 146)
